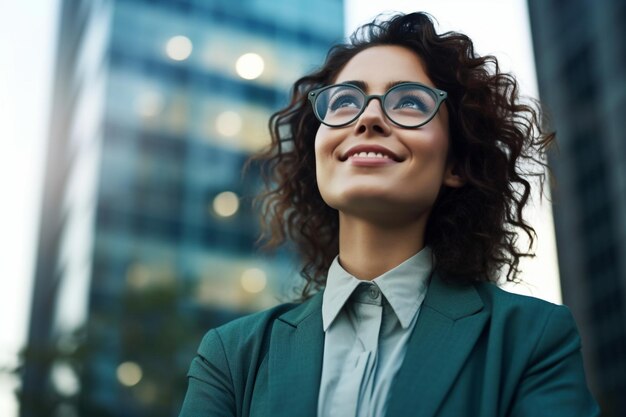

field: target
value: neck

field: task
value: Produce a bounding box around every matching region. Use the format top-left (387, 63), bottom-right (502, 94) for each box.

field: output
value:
top-left (337, 212), bottom-right (427, 280)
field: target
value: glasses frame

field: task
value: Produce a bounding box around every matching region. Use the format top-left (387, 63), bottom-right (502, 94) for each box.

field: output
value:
top-left (308, 82), bottom-right (448, 128)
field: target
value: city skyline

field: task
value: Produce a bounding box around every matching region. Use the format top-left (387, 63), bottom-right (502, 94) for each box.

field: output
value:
top-left (18, 0), bottom-right (344, 414)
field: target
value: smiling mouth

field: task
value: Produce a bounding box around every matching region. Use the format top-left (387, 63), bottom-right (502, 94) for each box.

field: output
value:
top-left (343, 152), bottom-right (400, 167)
top-left (348, 151), bottom-right (393, 159)
top-left (340, 147), bottom-right (403, 162)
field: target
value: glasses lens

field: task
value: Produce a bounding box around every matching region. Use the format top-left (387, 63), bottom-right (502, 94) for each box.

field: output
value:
top-left (384, 84), bottom-right (439, 127)
top-left (315, 85), bottom-right (364, 126)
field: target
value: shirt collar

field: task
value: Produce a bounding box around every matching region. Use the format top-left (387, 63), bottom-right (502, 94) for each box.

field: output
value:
top-left (322, 246), bottom-right (433, 331)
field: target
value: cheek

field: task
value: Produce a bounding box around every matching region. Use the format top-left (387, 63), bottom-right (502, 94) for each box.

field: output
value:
top-left (410, 130), bottom-right (450, 165)
top-left (314, 126), bottom-right (337, 168)
top-left (424, 120), bottom-right (451, 162)
top-left (313, 130), bottom-right (324, 160)
top-left (417, 105), bottom-right (450, 157)
top-left (314, 128), bottom-right (331, 184)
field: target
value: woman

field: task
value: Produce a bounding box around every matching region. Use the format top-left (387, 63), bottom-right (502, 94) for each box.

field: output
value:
top-left (179, 12), bottom-right (599, 417)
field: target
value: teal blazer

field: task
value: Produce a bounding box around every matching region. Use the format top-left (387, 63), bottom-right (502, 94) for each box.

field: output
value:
top-left (179, 275), bottom-right (600, 417)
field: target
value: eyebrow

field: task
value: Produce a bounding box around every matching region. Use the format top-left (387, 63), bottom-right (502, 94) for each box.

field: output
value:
top-left (340, 80), bottom-right (424, 91)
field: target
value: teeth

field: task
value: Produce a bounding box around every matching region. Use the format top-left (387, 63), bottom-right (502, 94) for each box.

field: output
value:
top-left (351, 151), bottom-right (390, 159)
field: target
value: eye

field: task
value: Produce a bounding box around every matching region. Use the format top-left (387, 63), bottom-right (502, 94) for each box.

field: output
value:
top-left (328, 91), bottom-right (361, 111)
top-left (392, 94), bottom-right (429, 112)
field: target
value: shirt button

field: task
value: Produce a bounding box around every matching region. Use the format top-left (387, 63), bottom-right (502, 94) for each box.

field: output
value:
top-left (368, 286), bottom-right (380, 299)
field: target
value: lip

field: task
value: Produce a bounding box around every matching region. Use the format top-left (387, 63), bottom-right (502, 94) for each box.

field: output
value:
top-left (347, 156), bottom-right (397, 167)
top-left (340, 144), bottom-right (403, 162)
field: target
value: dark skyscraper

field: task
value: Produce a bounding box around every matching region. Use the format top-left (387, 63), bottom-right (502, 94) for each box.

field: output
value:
top-left (22, 0), bottom-right (344, 415)
top-left (528, 1), bottom-right (626, 415)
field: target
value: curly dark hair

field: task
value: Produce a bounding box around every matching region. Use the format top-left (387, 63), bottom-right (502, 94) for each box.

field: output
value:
top-left (253, 12), bottom-right (554, 298)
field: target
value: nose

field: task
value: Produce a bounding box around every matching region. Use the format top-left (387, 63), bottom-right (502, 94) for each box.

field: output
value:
top-left (354, 97), bottom-right (392, 137)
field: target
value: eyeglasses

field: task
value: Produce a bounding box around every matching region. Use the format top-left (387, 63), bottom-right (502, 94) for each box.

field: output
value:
top-left (308, 82), bottom-right (447, 128)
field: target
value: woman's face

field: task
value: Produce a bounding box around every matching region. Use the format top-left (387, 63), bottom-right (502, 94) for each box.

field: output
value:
top-left (314, 45), bottom-right (463, 224)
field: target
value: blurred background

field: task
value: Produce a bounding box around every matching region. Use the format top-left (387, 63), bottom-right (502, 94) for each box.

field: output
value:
top-left (0, 0), bottom-right (624, 416)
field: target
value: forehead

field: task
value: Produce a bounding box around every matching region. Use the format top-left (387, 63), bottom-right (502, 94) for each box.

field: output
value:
top-left (334, 45), bottom-right (435, 90)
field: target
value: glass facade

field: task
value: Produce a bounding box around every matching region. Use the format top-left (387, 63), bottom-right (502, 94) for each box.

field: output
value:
top-left (528, 1), bottom-right (626, 416)
top-left (23, 0), bottom-right (344, 415)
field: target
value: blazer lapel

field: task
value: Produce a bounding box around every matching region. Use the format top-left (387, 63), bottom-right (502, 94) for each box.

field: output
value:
top-left (386, 274), bottom-right (490, 417)
top-left (268, 291), bottom-right (325, 417)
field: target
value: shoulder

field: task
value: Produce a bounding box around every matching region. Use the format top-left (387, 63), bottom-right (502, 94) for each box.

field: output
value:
top-left (202, 302), bottom-right (296, 353)
top-left (190, 292), bottom-right (322, 391)
top-left (473, 281), bottom-right (581, 353)
top-left (426, 273), bottom-right (572, 327)
top-left (474, 281), bottom-right (572, 321)
top-left (469, 284), bottom-right (599, 416)
top-left (198, 292), bottom-right (322, 356)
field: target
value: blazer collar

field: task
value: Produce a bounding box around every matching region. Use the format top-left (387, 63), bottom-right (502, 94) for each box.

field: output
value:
top-left (268, 291), bottom-right (325, 417)
top-left (385, 272), bottom-right (490, 417)
top-left (267, 274), bottom-right (489, 417)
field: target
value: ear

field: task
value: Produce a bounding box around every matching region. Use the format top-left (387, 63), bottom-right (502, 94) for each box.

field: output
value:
top-left (443, 163), bottom-right (466, 188)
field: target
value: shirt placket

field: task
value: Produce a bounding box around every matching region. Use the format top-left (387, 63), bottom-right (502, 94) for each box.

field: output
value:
top-left (352, 283), bottom-right (384, 417)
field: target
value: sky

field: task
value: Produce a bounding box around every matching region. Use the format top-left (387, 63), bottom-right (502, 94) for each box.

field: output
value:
top-left (0, 1), bottom-right (559, 415)
top-left (0, 0), bottom-right (59, 415)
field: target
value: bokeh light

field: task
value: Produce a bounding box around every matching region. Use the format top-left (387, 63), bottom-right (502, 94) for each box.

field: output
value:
top-left (235, 53), bottom-right (265, 80)
top-left (215, 111), bottom-right (243, 137)
top-left (165, 35), bottom-right (193, 61)
top-left (240, 268), bottom-right (267, 294)
top-left (51, 362), bottom-right (80, 396)
top-left (135, 91), bottom-right (164, 118)
top-left (212, 191), bottom-right (239, 217)
top-left (116, 361), bottom-right (143, 387)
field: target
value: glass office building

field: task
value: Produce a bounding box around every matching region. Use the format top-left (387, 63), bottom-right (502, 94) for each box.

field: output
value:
top-left (22, 0), bottom-right (344, 415)
top-left (528, 1), bottom-right (626, 415)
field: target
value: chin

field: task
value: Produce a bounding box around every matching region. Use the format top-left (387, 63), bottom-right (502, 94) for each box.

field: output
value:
top-left (327, 193), bottom-right (404, 214)
top-left (322, 188), bottom-right (434, 221)
top-left (322, 186), bottom-right (392, 206)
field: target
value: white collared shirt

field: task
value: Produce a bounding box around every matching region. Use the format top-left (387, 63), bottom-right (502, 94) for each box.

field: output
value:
top-left (317, 247), bottom-right (433, 417)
